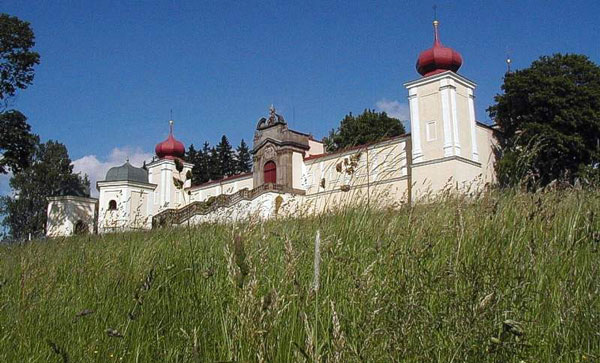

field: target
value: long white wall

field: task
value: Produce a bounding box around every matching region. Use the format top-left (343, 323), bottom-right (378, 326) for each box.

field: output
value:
top-left (188, 174), bottom-right (254, 202)
top-left (46, 196), bottom-right (97, 237)
top-left (302, 137), bottom-right (410, 213)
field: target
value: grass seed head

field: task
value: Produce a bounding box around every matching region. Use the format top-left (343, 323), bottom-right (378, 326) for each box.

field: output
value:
top-left (75, 309), bottom-right (94, 318)
top-left (106, 328), bottom-right (124, 338)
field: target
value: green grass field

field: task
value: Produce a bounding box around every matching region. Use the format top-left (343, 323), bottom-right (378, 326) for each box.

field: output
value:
top-left (1, 189), bottom-right (599, 362)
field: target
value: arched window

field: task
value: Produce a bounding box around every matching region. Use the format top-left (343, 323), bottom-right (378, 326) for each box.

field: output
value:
top-left (264, 161), bottom-right (276, 184)
top-left (108, 200), bottom-right (117, 210)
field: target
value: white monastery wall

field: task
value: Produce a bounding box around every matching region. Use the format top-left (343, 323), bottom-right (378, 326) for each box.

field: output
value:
top-left (46, 196), bottom-right (97, 237)
top-left (189, 174), bottom-right (254, 202)
top-left (187, 191), bottom-right (304, 224)
top-left (303, 137), bottom-right (409, 213)
top-left (307, 139), bottom-right (325, 156)
top-left (292, 152), bottom-right (304, 190)
top-left (476, 124), bottom-right (497, 184)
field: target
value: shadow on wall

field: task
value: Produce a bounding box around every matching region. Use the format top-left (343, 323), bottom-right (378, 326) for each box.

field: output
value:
top-left (46, 196), bottom-right (98, 238)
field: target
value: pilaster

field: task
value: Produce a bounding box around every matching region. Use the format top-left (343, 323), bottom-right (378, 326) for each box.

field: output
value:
top-left (467, 89), bottom-right (479, 162)
top-left (448, 80), bottom-right (461, 156)
top-left (408, 87), bottom-right (423, 162)
top-left (439, 80), bottom-right (454, 157)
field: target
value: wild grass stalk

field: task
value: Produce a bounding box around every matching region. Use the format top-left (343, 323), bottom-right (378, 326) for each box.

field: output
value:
top-left (0, 188), bottom-right (598, 361)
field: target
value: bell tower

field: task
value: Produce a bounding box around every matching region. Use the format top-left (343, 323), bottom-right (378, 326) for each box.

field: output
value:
top-left (405, 20), bottom-right (483, 199)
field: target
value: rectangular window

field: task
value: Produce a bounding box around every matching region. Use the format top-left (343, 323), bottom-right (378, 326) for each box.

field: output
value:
top-left (426, 121), bottom-right (437, 141)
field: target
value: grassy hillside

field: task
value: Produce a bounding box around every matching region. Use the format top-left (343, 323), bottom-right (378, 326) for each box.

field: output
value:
top-left (1, 189), bottom-right (599, 362)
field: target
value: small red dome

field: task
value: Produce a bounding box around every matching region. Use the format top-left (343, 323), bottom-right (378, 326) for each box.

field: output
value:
top-left (155, 121), bottom-right (185, 160)
top-left (416, 20), bottom-right (463, 77)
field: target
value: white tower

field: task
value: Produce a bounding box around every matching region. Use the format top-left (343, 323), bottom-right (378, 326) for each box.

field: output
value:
top-left (405, 20), bottom-right (492, 200)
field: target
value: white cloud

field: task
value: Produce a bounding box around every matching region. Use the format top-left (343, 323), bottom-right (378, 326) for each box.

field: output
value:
top-left (72, 146), bottom-right (153, 197)
top-left (375, 99), bottom-right (411, 132)
top-left (375, 99), bottom-right (409, 121)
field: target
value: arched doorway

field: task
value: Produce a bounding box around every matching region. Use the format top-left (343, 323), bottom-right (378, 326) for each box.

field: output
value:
top-left (264, 161), bottom-right (276, 184)
top-left (74, 220), bottom-right (88, 235)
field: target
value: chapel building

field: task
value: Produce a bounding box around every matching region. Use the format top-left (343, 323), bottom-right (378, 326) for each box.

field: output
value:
top-left (46, 20), bottom-right (497, 237)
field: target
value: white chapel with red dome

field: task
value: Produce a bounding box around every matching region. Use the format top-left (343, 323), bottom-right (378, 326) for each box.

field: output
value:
top-left (46, 20), bottom-right (498, 237)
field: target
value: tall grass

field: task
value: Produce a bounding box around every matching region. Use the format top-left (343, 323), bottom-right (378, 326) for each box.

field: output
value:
top-left (0, 188), bottom-right (599, 362)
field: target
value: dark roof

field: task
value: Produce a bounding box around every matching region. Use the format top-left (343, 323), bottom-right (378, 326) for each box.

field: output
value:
top-left (105, 162), bottom-right (148, 183)
top-left (475, 121), bottom-right (498, 131)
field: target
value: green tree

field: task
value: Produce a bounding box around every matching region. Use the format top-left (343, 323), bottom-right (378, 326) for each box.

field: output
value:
top-left (0, 140), bottom-right (89, 239)
top-left (0, 110), bottom-right (36, 174)
top-left (488, 54), bottom-right (600, 187)
top-left (0, 14), bottom-right (40, 173)
top-left (208, 146), bottom-right (222, 181)
top-left (235, 139), bottom-right (252, 174)
top-left (324, 109), bottom-right (406, 152)
top-left (199, 142), bottom-right (212, 183)
top-left (187, 143), bottom-right (216, 185)
top-left (186, 144), bottom-right (201, 185)
top-left (216, 135), bottom-right (235, 177)
top-left (0, 13), bottom-right (40, 102)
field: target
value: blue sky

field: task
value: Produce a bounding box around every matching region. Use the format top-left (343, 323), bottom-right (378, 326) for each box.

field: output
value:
top-left (1, 0), bottom-right (599, 195)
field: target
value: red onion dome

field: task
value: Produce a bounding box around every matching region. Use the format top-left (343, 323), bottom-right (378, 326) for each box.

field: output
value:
top-left (416, 20), bottom-right (463, 77)
top-left (155, 120), bottom-right (185, 160)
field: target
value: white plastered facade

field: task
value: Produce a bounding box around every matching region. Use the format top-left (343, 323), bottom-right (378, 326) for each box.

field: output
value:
top-left (46, 196), bottom-right (98, 237)
top-left (47, 70), bottom-right (497, 236)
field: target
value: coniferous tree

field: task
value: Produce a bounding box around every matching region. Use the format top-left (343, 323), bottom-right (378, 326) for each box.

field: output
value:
top-left (235, 139), bottom-right (252, 174)
top-left (186, 144), bottom-right (202, 185)
top-left (208, 146), bottom-right (222, 181)
top-left (0, 140), bottom-right (89, 239)
top-left (216, 135), bottom-right (235, 177)
top-left (199, 142), bottom-right (212, 183)
top-left (189, 137), bottom-right (252, 183)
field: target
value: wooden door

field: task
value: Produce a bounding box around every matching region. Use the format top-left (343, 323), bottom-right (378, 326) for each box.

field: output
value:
top-left (264, 161), bottom-right (276, 184)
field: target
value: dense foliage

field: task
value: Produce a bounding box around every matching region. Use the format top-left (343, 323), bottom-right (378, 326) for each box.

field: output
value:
top-left (324, 109), bottom-right (406, 152)
top-left (488, 54), bottom-right (600, 187)
top-left (0, 13), bottom-right (40, 174)
top-left (186, 137), bottom-right (252, 185)
top-left (235, 139), bottom-right (252, 175)
top-left (0, 13), bottom-right (40, 101)
top-left (0, 140), bottom-right (89, 239)
top-left (0, 188), bottom-right (598, 361)
top-left (0, 110), bottom-right (36, 174)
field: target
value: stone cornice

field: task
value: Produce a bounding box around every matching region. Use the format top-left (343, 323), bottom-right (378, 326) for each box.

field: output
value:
top-left (412, 155), bottom-right (482, 168)
top-left (404, 71), bottom-right (477, 90)
top-left (146, 158), bottom-right (194, 169)
top-left (252, 138), bottom-right (310, 154)
top-left (97, 180), bottom-right (157, 191)
top-left (47, 195), bottom-right (98, 203)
